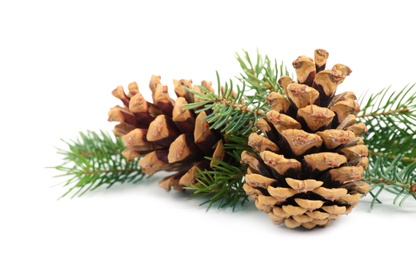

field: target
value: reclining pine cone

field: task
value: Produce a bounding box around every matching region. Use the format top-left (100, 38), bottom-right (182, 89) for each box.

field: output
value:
top-left (241, 49), bottom-right (370, 230)
top-left (108, 76), bottom-right (226, 191)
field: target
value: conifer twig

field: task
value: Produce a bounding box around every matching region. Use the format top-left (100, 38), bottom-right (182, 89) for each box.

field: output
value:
top-left (357, 84), bottom-right (416, 207)
top-left (51, 130), bottom-right (146, 198)
top-left (186, 155), bottom-right (248, 211)
top-left (184, 80), bottom-right (265, 136)
top-left (185, 50), bottom-right (289, 136)
top-left (177, 50), bottom-right (289, 209)
top-left (190, 133), bottom-right (254, 210)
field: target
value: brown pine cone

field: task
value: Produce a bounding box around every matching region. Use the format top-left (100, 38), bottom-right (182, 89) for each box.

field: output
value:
top-left (241, 49), bottom-right (370, 229)
top-left (108, 76), bottom-right (226, 191)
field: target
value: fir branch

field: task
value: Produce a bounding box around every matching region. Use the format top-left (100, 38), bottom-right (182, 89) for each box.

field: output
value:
top-left (184, 133), bottom-right (252, 211)
top-left (357, 84), bottom-right (416, 206)
top-left (185, 50), bottom-right (289, 136)
top-left (357, 84), bottom-right (416, 162)
top-left (235, 49), bottom-right (289, 96)
top-left (185, 80), bottom-right (264, 136)
top-left (365, 155), bottom-right (416, 208)
top-left (358, 108), bottom-right (410, 119)
top-left (52, 130), bottom-right (146, 198)
top-left (186, 151), bottom-right (249, 211)
top-left (182, 50), bottom-right (289, 209)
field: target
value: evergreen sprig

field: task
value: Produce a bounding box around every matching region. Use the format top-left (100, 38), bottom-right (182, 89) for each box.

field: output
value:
top-left (180, 51), bottom-right (289, 208)
top-left (184, 79), bottom-right (262, 136)
top-left (185, 50), bottom-right (289, 136)
top-left (52, 130), bottom-right (146, 198)
top-left (357, 84), bottom-right (416, 207)
top-left (364, 155), bottom-right (416, 208)
top-left (186, 134), bottom-right (254, 210)
top-left (358, 84), bottom-right (416, 161)
top-left (235, 49), bottom-right (289, 99)
top-left (186, 153), bottom-right (248, 211)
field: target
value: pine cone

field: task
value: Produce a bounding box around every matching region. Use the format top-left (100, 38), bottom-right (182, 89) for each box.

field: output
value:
top-left (108, 76), bottom-right (226, 191)
top-left (241, 49), bottom-right (370, 229)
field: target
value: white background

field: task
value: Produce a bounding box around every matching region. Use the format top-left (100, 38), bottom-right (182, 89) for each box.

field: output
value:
top-left (1, 1), bottom-right (416, 259)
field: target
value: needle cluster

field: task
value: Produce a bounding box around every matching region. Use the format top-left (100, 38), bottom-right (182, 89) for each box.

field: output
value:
top-left (53, 130), bottom-right (146, 198)
top-left (357, 84), bottom-right (416, 207)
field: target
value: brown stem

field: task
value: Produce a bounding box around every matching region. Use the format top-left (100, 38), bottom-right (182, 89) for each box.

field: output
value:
top-left (368, 150), bottom-right (416, 162)
top-left (365, 176), bottom-right (416, 196)
top-left (78, 149), bottom-right (121, 157)
top-left (219, 98), bottom-right (264, 116)
top-left (82, 168), bottom-right (141, 175)
top-left (357, 108), bottom-right (410, 118)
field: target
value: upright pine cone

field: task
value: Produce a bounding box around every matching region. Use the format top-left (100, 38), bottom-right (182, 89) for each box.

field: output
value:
top-left (241, 49), bottom-right (370, 229)
top-left (108, 75), bottom-right (226, 191)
